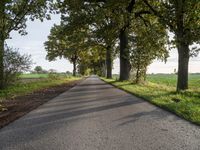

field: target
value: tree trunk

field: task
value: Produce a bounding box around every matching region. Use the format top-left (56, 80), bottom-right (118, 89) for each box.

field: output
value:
top-left (0, 38), bottom-right (4, 89)
top-left (106, 46), bottom-right (112, 79)
top-left (0, 1), bottom-right (5, 89)
top-left (119, 28), bottom-right (130, 81)
top-left (177, 43), bottom-right (189, 91)
top-left (103, 61), bottom-right (106, 77)
top-left (175, 0), bottom-right (189, 91)
top-left (144, 66), bottom-right (147, 81)
top-left (72, 60), bottom-right (77, 77)
top-left (118, 0), bottom-right (135, 81)
top-left (135, 62), bottom-right (140, 84)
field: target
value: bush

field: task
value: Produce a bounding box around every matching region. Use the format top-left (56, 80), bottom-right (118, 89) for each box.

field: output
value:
top-left (34, 66), bottom-right (43, 74)
top-left (48, 72), bottom-right (60, 80)
top-left (3, 46), bottom-right (32, 86)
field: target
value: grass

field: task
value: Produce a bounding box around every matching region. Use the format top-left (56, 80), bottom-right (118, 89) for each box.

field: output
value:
top-left (0, 76), bottom-right (81, 101)
top-left (147, 74), bottom-right (200, 89)
top-left (102, 74), bottom-right (200, 125)
top-left (19, 73), bottom-right (71, 79)
top-left (20, 73), bottom-right (49, 79)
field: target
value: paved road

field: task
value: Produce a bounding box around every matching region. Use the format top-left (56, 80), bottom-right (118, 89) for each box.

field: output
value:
top-left (0, 76), bottom-right (199, 150)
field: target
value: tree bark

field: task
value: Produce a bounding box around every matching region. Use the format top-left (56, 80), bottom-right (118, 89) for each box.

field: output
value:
top-left (0, 2), bottom-right (5, 89)
top-left (0, 38), bottom-right (4, 89)
top-left (119, 28), bottom-right (131, 81)
top-left (144, 66), bottom-right (147, 81)
top-left (175, 0), bottom-right (189, 91)
top-left (72, 60), bottom-right (77, 77)
top-left (106, 46), bottom-right (112, 79)
top-left (135, 62), bottom-right (140, 84)
top-left (177, 42), bottom-right (189, 91)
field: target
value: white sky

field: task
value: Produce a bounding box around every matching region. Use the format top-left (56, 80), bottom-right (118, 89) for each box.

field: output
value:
top-left (6, 14), bottom-right (200, 74)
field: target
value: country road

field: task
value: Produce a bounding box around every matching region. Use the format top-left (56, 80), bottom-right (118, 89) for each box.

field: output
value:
top-left (0, 76), bottom-right (199, 150)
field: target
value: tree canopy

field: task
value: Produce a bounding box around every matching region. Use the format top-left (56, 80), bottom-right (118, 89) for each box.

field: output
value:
top-left (1, 0), bottom-right (199, 92)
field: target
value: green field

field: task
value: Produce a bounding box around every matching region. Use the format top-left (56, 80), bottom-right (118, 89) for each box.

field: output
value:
top-left (20, 73), bottom-right (49, 79)
top-left (0, 74), bottom-right (80, 100)
top-left (20, 73), bottom-right (71, 79)
top-left (0, 73), bottom-right (81, 111)
top-left (147, 74), bottom-right (200, 89)
top-left (102, 74), bottom-right (200, 125)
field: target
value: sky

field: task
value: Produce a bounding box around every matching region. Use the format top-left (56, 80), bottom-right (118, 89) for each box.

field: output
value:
top-left (6, 14), bottom-right (200, 74)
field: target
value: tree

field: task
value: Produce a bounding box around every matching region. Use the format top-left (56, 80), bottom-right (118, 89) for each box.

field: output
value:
top-left (4, 46), bottom-right (32, 86)
top-left (56, 0), bottom-right (112, 78)
top-left (34, 66), bottom-right (43, 74)
top-left (142, 0), bottom-right (200, 91)
top-left (44, 23), bottom-right (88, 76)
top-left (45, 22), bottom-right (107, 77)
top-left (77, 45), bottom-right (106, 76)
top-left (55, 0), bottom-right (137, 80)
top-left (88, 20), bottom-right (116, 79)
top-left (101, 0), bottom-right (136, 80)
top-left (0, 0), bottom-right (53, 89)
top-left (130, 12), bottom-right (168, 83)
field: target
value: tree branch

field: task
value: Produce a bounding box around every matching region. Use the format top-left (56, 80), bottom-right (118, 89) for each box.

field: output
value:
top-left (127, 0), bottom-right (136, 13)
top-left (7, 0), bottom-right (34, 34)
top-left (135, 10), bottom-right (151, 18)
top-left (142, 0), bottom-right (175, 31)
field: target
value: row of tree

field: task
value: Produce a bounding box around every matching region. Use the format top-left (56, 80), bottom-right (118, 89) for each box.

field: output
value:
top-left (44, 0), bottom-right (200, 92)
top-left (0, 1), bottom-right (199, 92)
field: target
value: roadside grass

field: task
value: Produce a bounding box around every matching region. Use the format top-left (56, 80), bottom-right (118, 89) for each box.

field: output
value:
top-left (0, 76), bottom-right (81, 101)
top-left (102, 75), bottom-right (200, 125)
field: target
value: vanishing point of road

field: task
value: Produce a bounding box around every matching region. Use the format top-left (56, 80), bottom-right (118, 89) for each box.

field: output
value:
top-left (0, 76), bottom-right (199, 150)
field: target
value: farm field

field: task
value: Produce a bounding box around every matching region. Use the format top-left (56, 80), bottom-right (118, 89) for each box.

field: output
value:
top-left (102, 74), bottom-right (200, 125)
top-left (20, 73), bottom-right (49, 79)
top-left (0, 74), bottom-right (80, 101)
top-left (147, 74), bottom-right (200, 89)
top-left (19, 73), bottom-right (71, 79)
top-left (0, 75), bottom-right (82, 128)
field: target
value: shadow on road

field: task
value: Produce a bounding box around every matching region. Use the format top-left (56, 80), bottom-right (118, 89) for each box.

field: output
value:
top-left (115, 108), bottom-right (173, 127)
top-left (0, 76), bottom-right (188, 150)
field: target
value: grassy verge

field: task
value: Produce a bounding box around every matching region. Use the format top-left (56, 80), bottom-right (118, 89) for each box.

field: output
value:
top-left (102, 77), bottom-right (200, 125)
top-left (0, 77), bottom-right (81, 101)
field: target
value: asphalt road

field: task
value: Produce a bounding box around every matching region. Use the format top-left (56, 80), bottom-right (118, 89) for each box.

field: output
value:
top-left (0, 76), bottom-right (199, 150)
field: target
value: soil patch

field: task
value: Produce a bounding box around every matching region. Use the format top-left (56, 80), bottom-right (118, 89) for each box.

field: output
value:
top-left (0, 79), bottom-right (82, 129)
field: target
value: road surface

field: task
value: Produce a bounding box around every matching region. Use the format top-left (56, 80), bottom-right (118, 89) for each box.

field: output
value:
top-left (0, 76), bottom-right (199, 150)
